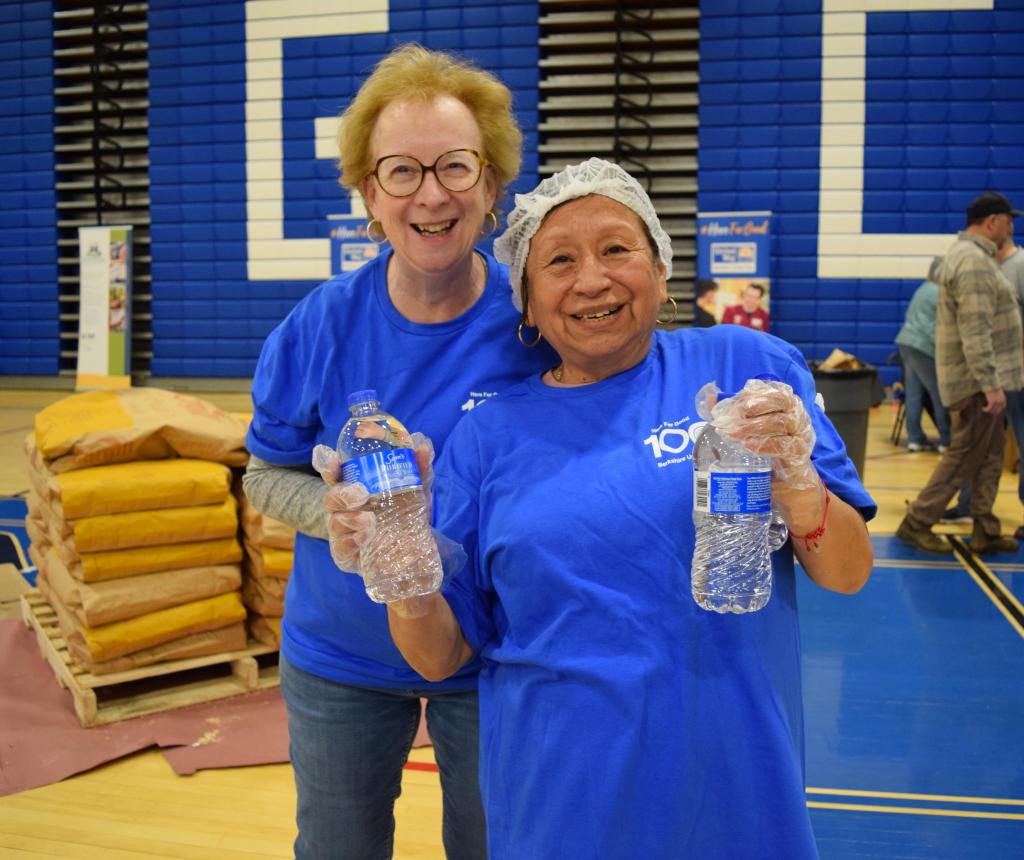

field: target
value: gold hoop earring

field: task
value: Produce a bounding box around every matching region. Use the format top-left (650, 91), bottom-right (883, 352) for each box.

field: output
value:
top-left (517, 322), bottom-right (542, 348)
top-left (367, 218), bottom-right (388, 245)
top-left (480, 211), bottom-right (498, 237)
top-left (656, 296), bottom-right (678, 326)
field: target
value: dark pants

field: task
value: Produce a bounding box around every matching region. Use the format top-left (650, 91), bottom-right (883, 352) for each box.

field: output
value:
top-left (906, 391), bottom-right (1006, 536)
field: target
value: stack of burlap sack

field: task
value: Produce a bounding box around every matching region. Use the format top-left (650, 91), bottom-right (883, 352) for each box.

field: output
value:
top-left (24, 389), bottom-right (252, 675)
top-left (236, 487), bottom-right (294, 649)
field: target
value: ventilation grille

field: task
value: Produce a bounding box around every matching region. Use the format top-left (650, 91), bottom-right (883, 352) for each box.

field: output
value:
top-left (538, 0), bottom-right (700, 323)
top-left (54, 1), bottom-right (151, 378)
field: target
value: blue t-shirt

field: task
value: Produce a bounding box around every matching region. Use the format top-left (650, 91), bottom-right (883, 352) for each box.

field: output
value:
top-left (435, 326), bottom-right (876, 859)
top-left (246, 249), bottom-right (557, 689)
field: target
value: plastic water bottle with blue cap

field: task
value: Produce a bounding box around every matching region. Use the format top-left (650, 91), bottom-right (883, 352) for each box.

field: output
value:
top-left (690, 376), bottom-right (785, 613)
top-left (337, 389), bottom-right (442, 603)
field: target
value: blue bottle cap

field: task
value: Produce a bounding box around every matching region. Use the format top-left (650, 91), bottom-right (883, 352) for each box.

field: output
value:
top-left (347, 389), bottom-right (378, 407)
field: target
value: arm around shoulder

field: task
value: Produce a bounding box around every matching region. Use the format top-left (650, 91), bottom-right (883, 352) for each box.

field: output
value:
top-left (242, 454), bottom-right (330, 539)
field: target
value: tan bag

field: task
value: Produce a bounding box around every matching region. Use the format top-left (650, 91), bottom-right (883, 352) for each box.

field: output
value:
top-left (25, 433), bottom-right (232, 518)
top-left (248, 614), bottom-right (282, 648)
top-left (236, 485), bottom-right (296, 550)
top-left (33, 388), bottom-right (249, 473)
top-left (36, 541), bottom-right (241, 627)
top-left (241, 575), bottom-right (285, 616)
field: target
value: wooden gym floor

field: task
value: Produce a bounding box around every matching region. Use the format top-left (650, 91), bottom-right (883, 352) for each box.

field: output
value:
top-left (0, 389), bottom-right (1021, 858)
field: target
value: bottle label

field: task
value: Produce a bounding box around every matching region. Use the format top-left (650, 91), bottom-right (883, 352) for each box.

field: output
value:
top-left (342, 448), bottom-right (422, 495)
top-left (693, 470), bottom-right (771, 514)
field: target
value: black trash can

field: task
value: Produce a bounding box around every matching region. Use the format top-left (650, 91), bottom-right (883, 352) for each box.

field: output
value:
top-left (808, 363), bottom-right (883, 478)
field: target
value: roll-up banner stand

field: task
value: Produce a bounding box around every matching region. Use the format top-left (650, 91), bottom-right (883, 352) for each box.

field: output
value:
top-left (76, 226), bottom-right (132, 390)
top-left (328, 215), bottom-right (379, 275)
top-left (696, 211), bottom-right (773, 326)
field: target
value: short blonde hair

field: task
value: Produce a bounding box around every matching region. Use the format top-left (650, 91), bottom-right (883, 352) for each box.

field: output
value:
top-left (337, 44), bottom-right (522, 201)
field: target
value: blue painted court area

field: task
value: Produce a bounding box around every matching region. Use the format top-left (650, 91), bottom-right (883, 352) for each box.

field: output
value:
top-left (801, 535), bottom-right (1024, 858)
top-left (0, 497), bottom-right (32, 585)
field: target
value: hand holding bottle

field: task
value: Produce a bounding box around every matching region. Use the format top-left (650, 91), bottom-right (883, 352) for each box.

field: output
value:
top-left (707, 378), bottom-right (818, 491)
top-left (311, 391), bottom-right (440, 597)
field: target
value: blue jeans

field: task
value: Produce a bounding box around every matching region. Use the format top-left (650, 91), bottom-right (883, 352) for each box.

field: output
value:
top-left (899, 344), bottom-right (951, 447)
top-left (280, 654), bottom-right (487, 860)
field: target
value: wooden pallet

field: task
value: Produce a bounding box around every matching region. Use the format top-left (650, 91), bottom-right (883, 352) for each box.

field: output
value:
top-left (20, 589), bottom-right (279, 727)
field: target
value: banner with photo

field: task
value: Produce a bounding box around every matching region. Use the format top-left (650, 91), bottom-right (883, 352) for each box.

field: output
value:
top-left (76, 226), bottom-right (132, 390)
top-left (695, 212), bottom-right (772, 333)
top-left (328, 215), bottom-right (380, 275)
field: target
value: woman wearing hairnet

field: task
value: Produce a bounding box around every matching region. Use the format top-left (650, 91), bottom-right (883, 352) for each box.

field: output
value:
top-left (338, 159), bottom-right (876, 857)
top-left (243, 45), bottom-right (557, 859)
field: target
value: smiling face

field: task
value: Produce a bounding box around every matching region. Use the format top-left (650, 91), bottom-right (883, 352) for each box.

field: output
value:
top-left (741, 285), bottom-right (763, 313)
top-left (360, 95), bottom-right (497, 285)
top-left (524, 195), bottom-right (668, 384)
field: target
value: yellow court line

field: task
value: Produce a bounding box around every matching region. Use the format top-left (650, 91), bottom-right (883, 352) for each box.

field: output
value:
top-left (807, 800), bottom-right (1024, 821)
top-left (807, 787), bottom-right (1024, 807)
top-left (946, 541), bottom-right (1024, 640)
top-left (963, 567), bottom-right (1024, 640)
top-left (969, 557), bottom-right (1024, 617)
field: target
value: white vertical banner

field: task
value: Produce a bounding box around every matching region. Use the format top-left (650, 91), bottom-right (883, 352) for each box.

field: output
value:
top-left (76, 225), bottom-right (133, 390)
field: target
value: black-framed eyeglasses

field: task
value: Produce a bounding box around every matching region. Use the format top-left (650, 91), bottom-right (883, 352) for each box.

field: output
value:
top-left (369, 148), bottom-right (488, 198)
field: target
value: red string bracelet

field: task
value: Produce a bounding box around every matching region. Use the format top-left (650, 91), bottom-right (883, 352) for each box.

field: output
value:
top-left (793, 482), bottom-right (830, 553)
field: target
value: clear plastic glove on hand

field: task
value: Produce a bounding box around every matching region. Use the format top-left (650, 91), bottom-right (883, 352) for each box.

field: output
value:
top-left (697, 378), bottom-right (819, 491)
top-left (311, 432), bottom-right (437, 574)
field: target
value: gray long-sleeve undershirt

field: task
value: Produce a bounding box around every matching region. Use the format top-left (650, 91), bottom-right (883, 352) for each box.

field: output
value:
top-left (242, 454), bottom-right (330, 540)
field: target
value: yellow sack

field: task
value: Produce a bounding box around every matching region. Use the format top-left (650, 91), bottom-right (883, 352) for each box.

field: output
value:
top-left (73, 590), bottom-right (247, 662)
top-left (82, 623), bottom-right (248, 676)
top-left (67, 495), bottom-right (238, 553)
top-left (36, 578), bottom-right (249, 674)
top-left (25, 434), bottom-right (232, 518)
top-left (65, 536), bottom-right (243, 582)
top-left (243, 539), bottom-right (293, 579)
top-left (33, 388), bottom-right (249, 473)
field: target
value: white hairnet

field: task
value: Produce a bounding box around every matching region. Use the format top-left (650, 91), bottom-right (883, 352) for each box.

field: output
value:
top-left (493, 157), bottom-right (674, 312)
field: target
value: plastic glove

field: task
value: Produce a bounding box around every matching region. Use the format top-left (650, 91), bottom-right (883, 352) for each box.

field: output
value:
top-left (311, 432), bottom-right (437, 574)
top-left (704, 377), bottom-right (819, 492)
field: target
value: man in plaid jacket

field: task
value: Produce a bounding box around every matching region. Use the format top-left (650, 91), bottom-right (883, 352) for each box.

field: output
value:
top-left (898, 191), bottom-right (1023, 555)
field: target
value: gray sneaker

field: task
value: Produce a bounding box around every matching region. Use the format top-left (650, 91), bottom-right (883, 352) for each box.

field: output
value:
top-left (940, 507), bottom-right (972, 524)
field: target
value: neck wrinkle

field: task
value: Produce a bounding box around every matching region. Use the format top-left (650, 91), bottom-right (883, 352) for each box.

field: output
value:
top-left (387, 252), bottom-right (483, 323)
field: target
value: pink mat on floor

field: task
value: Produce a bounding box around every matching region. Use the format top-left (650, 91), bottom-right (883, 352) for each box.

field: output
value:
top-left (0, 618), bottom-right (289, 795)
top-left (0, 618), bottom-right (433, 796)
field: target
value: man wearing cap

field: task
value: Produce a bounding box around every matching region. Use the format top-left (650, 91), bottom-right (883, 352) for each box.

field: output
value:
top-left (898, 191), bottom-right (1024, 554)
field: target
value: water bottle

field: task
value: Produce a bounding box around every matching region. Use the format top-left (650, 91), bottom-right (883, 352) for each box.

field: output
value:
top-left (690, 395), bottom-right (774, 613)
top-left (337, 390), bottom-right (442, 603)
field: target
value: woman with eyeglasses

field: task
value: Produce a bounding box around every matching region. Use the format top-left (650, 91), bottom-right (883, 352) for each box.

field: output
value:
top-left (243, 45), bottom-right (555, 860)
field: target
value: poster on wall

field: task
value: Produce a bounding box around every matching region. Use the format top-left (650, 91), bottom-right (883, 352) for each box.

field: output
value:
top-left (695, 211), bottom-right (772, 333)
top-left (328, 215), bottom-right (379, 275)
top-left (76, 226), bottom-right (132, 390)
